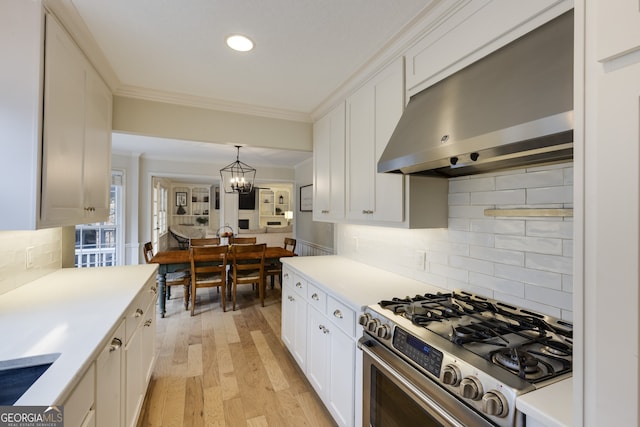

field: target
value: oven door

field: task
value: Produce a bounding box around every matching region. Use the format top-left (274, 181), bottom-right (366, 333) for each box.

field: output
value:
top-left (359, 336), bottom-right (496, 427)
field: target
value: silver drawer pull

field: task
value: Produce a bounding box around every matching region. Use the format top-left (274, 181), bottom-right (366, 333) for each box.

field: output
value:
top-left (135, 308), bottom-right (144, 317)
top-left (312, 293), bottom-right (319, 301)
top-left (318, 324), bottom-right (324, 331)
top-left (144, 320), bottom-right (152, 327)
top-left (283, 273), bottom-right (289, 279)
top-left (109, 338), bottom-right (122, 352)
top-left (333, 309), bottom-right (343, 319)
top-left (295, 282), bottom-right (302, 288)
top-left (288, 295), bottom-right (295, 302)
top-left (150, 286), bottom-right (157, 294)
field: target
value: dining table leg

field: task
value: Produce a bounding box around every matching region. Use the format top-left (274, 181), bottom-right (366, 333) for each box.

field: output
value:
top-left (157, 268), bottom-right (167, 318)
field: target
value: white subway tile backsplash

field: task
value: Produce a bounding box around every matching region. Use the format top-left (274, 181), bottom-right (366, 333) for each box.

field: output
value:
top-left (449, 192), bottom-right (470, 205)
top-left (526, 220), bottom-right (573, 239)
top-left (496, 169), bottom-right (564, 190)
top-left (450, 255), bottom-right (494, 275)
top-left (495, 235), bottom-right (563, 255)
top-left (524, 285), bottom-right (572, 310)
top-left (527, 185), bottom-right (573, 204)
top-left (469, 245), bottom-right (525, 266)
top-left (470, 189), bottom-right (525, 205)
top-left (449, 176), bottom-right (495, 193)
top-left (495, 263), bottom-right (562, 289)
top-left (469, 272), bottom-right (525, 298)
top-left (470, 219), bottom-right (525, 235)
top-left (338, 163), bottom-right (574, 316)
top-left (526, 253), bottom-right (573, 275)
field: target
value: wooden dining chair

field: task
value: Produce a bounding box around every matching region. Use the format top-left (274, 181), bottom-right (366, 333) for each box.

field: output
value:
top-left (230, 236), bottom-right (257, 244)
top-left (143, 242), bottom-right (190, 310)
top-left (228, 243), bottom-right (266, 310)
top-left (189, 245), bottom-right (229, 315)
top-left (190, 237), bottom-right (220, 247)
top-left (265, 237), bottom-right (296, 289)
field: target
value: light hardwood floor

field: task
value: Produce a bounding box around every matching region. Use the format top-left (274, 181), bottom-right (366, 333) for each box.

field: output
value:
top-left (137, 284), bottom-right (337, 427)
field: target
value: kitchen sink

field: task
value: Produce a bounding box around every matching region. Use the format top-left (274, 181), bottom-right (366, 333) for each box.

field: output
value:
top-left (0, 353), bottom-right (60, 405)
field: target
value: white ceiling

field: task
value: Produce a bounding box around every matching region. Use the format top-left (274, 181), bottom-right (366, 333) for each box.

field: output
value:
top-left (65, 0), bottom-right (433, 166)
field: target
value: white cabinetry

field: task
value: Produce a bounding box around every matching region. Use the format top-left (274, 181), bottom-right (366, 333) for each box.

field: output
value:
top-left (281, 265), bottom-right (358, 427)
top-left (313, 102), bottom-right (346, 222)
top-left (595, 0), bottom-right (640, 61)
top-left (0, 2), bottom-right (112, 230)
top-left (281, 270), bottom-right (307, 370)
top-left (346, 58), bottom-right (404, 222)
top-left (405, 0), bottom-right (573, 96)
top-left (96, 321), bottom-right (125, 427)
top-left (63, 363), bottom-right (96, 427)
top-left (124, 283), bottom-right (157, 427)
top-left (579, 1), bottom-right (640, 425)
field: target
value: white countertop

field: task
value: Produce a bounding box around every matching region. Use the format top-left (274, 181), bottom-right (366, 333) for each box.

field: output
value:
top-left (0, 264), bottom-right (158, 405)
top-left (281, 255), bottom-right (445, 311)
top-left (517, 378), bottom-right (573, 427)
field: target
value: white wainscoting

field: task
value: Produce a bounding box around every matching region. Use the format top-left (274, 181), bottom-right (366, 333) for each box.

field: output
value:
top-left (296, 240), bottom-right (334, 257)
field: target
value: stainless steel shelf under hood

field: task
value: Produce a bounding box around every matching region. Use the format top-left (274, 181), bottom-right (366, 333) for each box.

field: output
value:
top-left (378, 10), bottom-right (574, 178)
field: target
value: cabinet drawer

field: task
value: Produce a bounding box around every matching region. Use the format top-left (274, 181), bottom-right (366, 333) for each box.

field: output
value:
top-left (291, 273), bottom-right (307, 298)
top-left (327, 297), bottom-right (356, 337)
top-left (282, 267), bottom-right (294, 289)
top-left (125, 288), bottom-right (153, 343)
top-left (307, 283), bottom-right (327, 312)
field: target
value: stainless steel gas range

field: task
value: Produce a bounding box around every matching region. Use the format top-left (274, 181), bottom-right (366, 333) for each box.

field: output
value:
top-left (357, 291), bottom-right (572, 427)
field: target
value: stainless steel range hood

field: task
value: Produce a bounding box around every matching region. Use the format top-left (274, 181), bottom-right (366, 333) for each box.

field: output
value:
top-left (378, 10), bottom-right (574, 177)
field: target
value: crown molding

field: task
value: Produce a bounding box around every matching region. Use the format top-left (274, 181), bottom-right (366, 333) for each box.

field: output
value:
top-left (114, 85), bottom-right (312, 123)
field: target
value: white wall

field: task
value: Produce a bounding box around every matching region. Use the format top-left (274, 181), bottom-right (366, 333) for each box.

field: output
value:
top-left (338, 162), bottom-right (573, 320)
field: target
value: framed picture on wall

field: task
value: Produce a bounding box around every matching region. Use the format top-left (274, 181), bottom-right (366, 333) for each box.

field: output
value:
top-left (176, 192), bottom-right (187, 207)
top-left (300, 184), bottom-right (312, 212)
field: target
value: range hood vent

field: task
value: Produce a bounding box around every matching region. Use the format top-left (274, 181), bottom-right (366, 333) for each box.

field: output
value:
top-left (378, 10), bottom-right (574, 177)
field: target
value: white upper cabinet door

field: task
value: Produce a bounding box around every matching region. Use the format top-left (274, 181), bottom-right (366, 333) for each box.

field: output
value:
top-left (346, 57), bottom-right (404, 223)
top-left (40, 14), bottom-right (87, 226)
top-left (83, 69), bottom-right (113, 220)
top-left (596, 0), bottom-right (640, 60)
top-left (346, 81), bottom-right (375, 221)
top-left (372, 58), bottom-right (404, 223)
top-left (40, 13), bottom-right (112, 228)
top-left (313, 102), bottom-right (345, 222)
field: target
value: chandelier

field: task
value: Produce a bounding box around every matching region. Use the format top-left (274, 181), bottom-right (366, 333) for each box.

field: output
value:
top-left (220, 145), bottom-right (256, 194)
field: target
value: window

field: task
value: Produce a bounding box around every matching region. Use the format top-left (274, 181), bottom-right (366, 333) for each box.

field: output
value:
top-left (75, 172), bottom-right (124, 267)
top-left (152, 180), bottom-right (168, 253)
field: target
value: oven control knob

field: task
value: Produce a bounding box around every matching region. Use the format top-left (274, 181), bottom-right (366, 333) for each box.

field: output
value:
top-left (460, 377), bottom-right (483, 401)
top-left (482, 391), bottom-right (508, 418)
top-left (358, 313), bottom-right (372, 327)
top-left (376, 324), bottom-right (391, 340)
top-left (367, 318), bottom-right (380, 333)
top-left (441, 365), bottom-right (461, 386)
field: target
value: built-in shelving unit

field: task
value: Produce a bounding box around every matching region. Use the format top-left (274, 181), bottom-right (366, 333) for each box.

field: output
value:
top-left (171, 184), bottom-right (212, 228)
top-left (259, 187), bottom-right (291, 227)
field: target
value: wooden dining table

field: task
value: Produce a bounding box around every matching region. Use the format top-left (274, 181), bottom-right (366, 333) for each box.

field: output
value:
top-left (149, 246), bottom-right (296, 317)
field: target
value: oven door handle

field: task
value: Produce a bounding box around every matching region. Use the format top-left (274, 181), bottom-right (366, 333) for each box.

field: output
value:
top-left (359, 338), bottom-right (467, 427)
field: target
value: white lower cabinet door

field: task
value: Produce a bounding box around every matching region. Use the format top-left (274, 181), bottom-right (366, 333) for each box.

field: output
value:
top-left (306, 306), bottom-right (330, 397)
top-left (124, 324), bottom-right (143, 427)
top-left (327, 325), bottom-right (355, 427)
top-left (281, 281), bottom-right (308, 370)
top-left (96, 321), bottom-right (125, 426)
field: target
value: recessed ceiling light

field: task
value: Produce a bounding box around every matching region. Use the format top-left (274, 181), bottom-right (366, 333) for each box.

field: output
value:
top-left (226, 34), bottom-right (254, 52)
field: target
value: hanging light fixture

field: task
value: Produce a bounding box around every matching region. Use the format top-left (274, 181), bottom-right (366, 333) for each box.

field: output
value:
top-left (220, 145), bottom-right (256, 194)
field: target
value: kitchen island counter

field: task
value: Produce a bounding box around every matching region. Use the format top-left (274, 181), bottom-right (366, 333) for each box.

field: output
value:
top-left (0, 264), bottom-right (158, 406)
